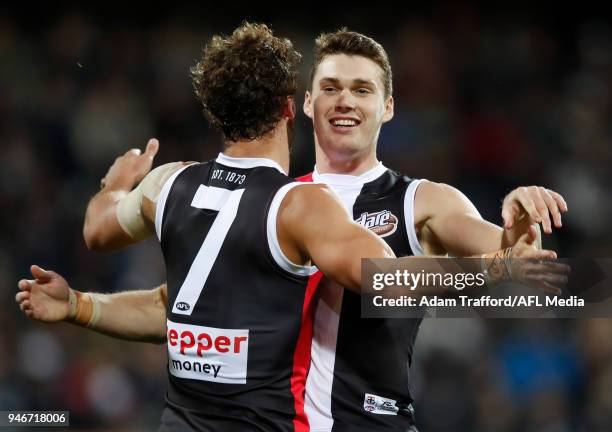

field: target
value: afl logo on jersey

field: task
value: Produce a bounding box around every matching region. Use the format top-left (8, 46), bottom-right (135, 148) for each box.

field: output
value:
top-left (356, 210), bottom-right (398, 238)
top-left (176, 302), bottom-right (191, 311)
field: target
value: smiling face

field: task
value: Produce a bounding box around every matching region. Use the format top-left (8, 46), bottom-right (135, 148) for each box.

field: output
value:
top-left (304, 54), bottom-right (394, 164)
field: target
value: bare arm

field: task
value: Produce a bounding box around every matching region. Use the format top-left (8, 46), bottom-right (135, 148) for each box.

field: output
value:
top-left (83, 139), bottom-right (159, 250)
top-left (83, 140), bottom-right (192, 251)
top-left (277, 184), bottom-right (395, 293)
top-left (83, 189), bottom-right (138, 250)
top-left (16, 265), bottom-right (167, 344)
top-left (415, 182), bottom-right (567, 256)
top-left (415, 181), bottom-right (506, 256)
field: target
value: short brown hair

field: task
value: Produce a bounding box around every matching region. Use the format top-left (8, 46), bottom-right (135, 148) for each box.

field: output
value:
top-left (191, 22), bottom-right (301, 142)
top-left (310, 29), bottom-right (392, 99)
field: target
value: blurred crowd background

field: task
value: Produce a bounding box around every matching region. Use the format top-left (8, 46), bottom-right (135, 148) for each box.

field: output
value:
top-left (1, 3), bottom-right (611, 431)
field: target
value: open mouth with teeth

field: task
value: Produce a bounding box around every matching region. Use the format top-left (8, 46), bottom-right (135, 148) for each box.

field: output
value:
top-left (330, 118), bottom-right (361, 128)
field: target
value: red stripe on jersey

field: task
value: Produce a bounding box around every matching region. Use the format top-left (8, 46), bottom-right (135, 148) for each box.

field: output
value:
top-left (291, 271), bottom-right (323, 432)
top-left (296, 172), bottom-right (314, 183)
top-left (292, 171), bottom-right (317, 431)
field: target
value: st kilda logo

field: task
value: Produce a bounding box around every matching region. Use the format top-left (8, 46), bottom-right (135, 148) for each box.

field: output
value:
top-left (355, 210), bottom-right (398, 238)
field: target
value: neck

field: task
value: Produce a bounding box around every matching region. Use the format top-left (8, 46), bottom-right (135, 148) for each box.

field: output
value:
top-left (314, 145), bottom-right (379, 176)
top-left (223, 122), bottom-right (290, 173)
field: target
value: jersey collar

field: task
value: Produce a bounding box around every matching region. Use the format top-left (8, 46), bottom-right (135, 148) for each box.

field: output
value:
top-left (216, 153), bottom-right (287, 175)
top-left (312, 162), bottom-right (387, 186)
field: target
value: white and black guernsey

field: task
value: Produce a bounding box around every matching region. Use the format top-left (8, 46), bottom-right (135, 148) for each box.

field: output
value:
top-left (299, 163), bottom-right (423, 432)
top-left (155, 153), bottom-right (318, 432)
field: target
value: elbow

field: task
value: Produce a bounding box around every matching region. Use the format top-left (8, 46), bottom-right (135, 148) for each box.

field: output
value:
top-left (344, 259), bottom-right (363, 294)
top-left (83, 223), bottom-right (110, 251)
top-left (83, 223), bottom-right (99, 251)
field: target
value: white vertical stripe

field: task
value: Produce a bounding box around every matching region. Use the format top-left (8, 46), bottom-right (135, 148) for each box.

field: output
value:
top-left (155, 165), bottom-right (191, 241)
top-left (304, 182), bottom-right (361, 431)
top-left (304, 292), bottom-right (342, 431)
top-left (404, 179), bottom-right (425, 256)
top-left (171, 189), bottom-right (245, 315)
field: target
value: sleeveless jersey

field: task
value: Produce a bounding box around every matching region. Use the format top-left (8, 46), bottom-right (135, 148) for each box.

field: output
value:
top-left (156, 153), bottom-right (318, 432)
top-left (300, 163), bottom-right (424, 432)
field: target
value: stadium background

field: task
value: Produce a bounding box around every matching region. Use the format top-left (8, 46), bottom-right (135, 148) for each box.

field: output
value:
top-left (1, 3), bottom-right (611, 431)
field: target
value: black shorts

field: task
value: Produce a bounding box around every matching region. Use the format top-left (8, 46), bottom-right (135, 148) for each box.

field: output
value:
top-left (158, 403), bottom-right (287, 432)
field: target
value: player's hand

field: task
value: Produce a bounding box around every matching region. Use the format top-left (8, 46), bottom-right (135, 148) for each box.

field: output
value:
top-left (16, 265), bottom-right (71, 322)
top-left (501, 186), bottom-right (568, 234)
top-left (100, 138), bottom-right (159, 191)
top-left (509, 226), bottom-right (570, 294)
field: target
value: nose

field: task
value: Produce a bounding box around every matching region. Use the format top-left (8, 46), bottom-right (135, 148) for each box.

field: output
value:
top-left (335, 89), bottom-right (356, 113)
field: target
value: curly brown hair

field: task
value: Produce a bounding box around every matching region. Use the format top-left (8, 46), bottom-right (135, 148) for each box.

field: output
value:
top-left (310, 29), bottom-right (392, 99)
top-left (190, 23), bottom-right (301, 142)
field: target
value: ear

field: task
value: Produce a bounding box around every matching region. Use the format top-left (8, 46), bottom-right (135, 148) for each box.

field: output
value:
top-left (382, 95), bottom-right (394, 123)
top-left (283, 96), bottom-right (296, 120)
top-left (303, 91), bottom-right (313, 119)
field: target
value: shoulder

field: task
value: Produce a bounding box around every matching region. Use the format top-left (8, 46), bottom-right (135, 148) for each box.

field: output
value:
top-left (278, 183), bottom-right (346, 225)
top-left (416, 180), bottom-right (469, 204)
top-left (414, 180), bottom-right (476, 222)
top-left (283, 183), bottom-right (339, 209)
top-left (142, 161), bottom-right (196, 201)
top-left (414, 180), bottom-right (447, 208)
top-left (416, 180), bottom-right (457, 198)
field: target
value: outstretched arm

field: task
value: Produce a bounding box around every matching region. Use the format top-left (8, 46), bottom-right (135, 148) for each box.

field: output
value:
top-left (83, 138), bottom-right (160, 250)
top-left (16, 265), bottom-right (167, 344)
top-left (83, 139), bottom-right (190, 251)
top-left (414, 182), bottom-right (568, 256)
top-left (278, 184), bottom-right (395, 292)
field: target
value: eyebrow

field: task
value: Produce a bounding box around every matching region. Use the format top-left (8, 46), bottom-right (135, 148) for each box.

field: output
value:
top-left (319, 77), bottom-right (377, 87)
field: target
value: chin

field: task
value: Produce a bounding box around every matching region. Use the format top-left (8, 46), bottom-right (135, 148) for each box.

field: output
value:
top-left (326, 143), bottom-right (366, 160)
top-left (339, 138), bottom-right (368, 153)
